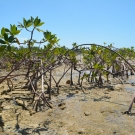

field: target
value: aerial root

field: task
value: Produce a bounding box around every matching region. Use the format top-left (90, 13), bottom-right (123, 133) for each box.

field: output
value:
top-left (32, 92), bottom-right (52, 112)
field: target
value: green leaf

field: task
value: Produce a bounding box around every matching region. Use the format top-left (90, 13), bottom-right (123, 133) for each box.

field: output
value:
top-left (5, 28), bottom-right (11, 33)
top-left (72, 42), bottom-right (77, 47)
top-left (14, 30), bottom-right (21, 35)
top-left (36, 28), bottom-right (44, 32)
top-left (0, 39), bottom-right (6, 44)
top-left (7, 45), bottom-right (11, 52)
top-left (10, 24), bottom-right (18, 35)
top-left (4, 33), bottom-right (8, 41)
top-left (18, 22), bottom-right (24, 28)
top-left (10, 24), bottom-right (21, 35)
top-left (26, 22), bottom-right (32, 27)
top-left (94, 64), bottom-right (99, 69)
top-left (25, 19), bottom-right (32, 28)
top-left (34, 16), bottom-right (40, 27)
top-left (54, 48), bottom-right (60, 55)
top-left (37, 22), bottom-right (44, 27)
top-left (92, 72), bottom-right (97, 78)
top-left (23, 18), bottom-right (27, 27)
top-left (0, 45), bottom-right (6, 52)
top-left (11, 25), bottom-right (16, 33)
top-left (8, 36), bottom-right (15, 43)
top-left (1, 27), bottom-right (5, 36)
top-left (18, 25), bottom-right (23, 28)
top-left (5, 41), bottom-right (9, 44)
top-left (44, 31), bottom-right (51, 40)
top-left (31, 16), bottom-right (34, 22)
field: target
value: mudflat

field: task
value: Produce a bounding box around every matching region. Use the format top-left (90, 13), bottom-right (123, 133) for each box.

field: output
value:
top-left (0, 69), bottom-right (135, 135)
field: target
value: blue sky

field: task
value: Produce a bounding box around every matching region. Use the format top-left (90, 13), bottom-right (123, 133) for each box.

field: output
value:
top-left (0, 0), bottom-right (135, 48)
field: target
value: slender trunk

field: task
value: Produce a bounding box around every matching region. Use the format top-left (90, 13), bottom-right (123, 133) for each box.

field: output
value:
top-left (70, 65), bottom-right (73, 86)
top-left (88, 70), bottom-right (91, 82)
top-left (130, 70), bottom-right (134, 75)
top-left (112, 64), bottom-right (115, 78)
top-left (98, 73), bottom-right (103, 86)
top-left (49, 70), bottom-right (52, 99)
top-left (126, 70), bottom-right (129, 78)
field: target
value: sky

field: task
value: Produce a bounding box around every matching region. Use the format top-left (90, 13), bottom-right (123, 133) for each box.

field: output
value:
top-left (0, 0), bottom-right (135, 49)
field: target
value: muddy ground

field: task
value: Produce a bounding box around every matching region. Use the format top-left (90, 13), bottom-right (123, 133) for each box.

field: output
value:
top-left (0, 69), bottom-right (135, 135)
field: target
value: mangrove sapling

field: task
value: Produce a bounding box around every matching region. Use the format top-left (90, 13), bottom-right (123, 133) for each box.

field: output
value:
top-left (91, 70), bottom-right (98, 83)
top-left (46, 69), bottom-right (52, 99)
top-left (74, 68), bottom-right (83, 86)
top-left (0, 52), bottom-right (28, 84)
top-left (39, 60), bottom-right (52, 109)
top-left (0, 16), bottom-right (59, 111)
top-left (98, 73), bottom-right (103, 86)
top-left (29, 76), bottom-right (52, 111)
top-left (106, 65), bottom-right (111, 82)
top-left (112, 64), bottom-right (116, 78)
top-left (87, 70), bottom-right (92, 83)
top-left (130, 69), bottom-right (134, 75)
top-left (1, 17), bottom-right (135, 113)
top-left (55, 66), bottom-right (71, 93)
top-left (70, 65), bottom-right (74, 86)
top-left (74, 44), bottom-right (135, 73)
